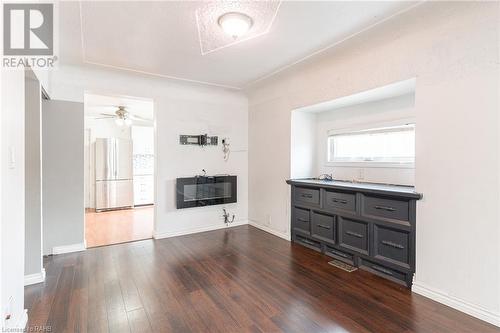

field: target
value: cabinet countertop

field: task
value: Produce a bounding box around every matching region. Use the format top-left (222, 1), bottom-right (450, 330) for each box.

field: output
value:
top-left (286, 178), bottom-right (422, 199)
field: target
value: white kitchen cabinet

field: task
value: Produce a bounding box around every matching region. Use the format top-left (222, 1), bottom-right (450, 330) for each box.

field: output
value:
top-left (134, 175), bottom-right (154, 205)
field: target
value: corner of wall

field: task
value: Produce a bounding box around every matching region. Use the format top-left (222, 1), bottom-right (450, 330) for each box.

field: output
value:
top-left (248, 220), bottom-right (291, 241)
top-left (412, 280), bottom-right (500, 327)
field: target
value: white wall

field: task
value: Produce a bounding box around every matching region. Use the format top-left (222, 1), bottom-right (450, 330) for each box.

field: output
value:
top-left (1, 69), bottom-right (27, 329)
top-left (49, 64), bottom-right (248, 238)
top-left (290, 110), bottom-right (316, 179)
top-left (315, 93), bottom-right (415, 185)
top-left (25, 72), bottom-right (43, 278)
top-left (42, 100), bottom-right (85, 255)
top-left (246, 1), bottom-right (500, 326)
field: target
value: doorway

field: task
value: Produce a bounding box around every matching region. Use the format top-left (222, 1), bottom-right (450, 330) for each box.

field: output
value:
top-left (83, 93), bottom-right (155, 247)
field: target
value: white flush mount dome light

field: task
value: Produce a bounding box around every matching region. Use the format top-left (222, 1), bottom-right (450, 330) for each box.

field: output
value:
top-left (218, 12), bottom-right (253, 39)
top-left (196, 1), bottom-right (281, 55)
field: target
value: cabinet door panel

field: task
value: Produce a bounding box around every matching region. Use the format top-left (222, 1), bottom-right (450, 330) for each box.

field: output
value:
top-left (363, 196), bottom-right (409, 222)
top-left (338, 217), bottom-right (369, 255)
top-left (374, 224), bottom-right (410, 268)
top-left (294, 187), bottom-right (320, 206)
top-left (295, 234), bottom-right (322, 252)
top-left (324, 190), bottom-right (356, 213)
top-left (311, 212), bottom-right (335, 244)
top-left (359, 258), bottom-right (409, 287)
top-left (293, 207), bottom-right (310, 234)
top-left (325, 246), bottom-right (355, 265)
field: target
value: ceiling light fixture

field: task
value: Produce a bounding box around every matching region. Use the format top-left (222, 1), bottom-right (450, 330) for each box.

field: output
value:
top-left (218, 12), bottom-right (253, 39)
top-left (114, 106), bottom-right (133, 127)
top-left (115, 118), bottom-right (124, 127)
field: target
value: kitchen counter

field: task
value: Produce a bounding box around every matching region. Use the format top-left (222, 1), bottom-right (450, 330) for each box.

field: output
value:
top-left (286, 178), bottom-right (422, 199)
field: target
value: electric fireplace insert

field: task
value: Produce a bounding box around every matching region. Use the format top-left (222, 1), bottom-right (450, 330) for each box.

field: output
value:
top-left (176, 175), bottom-right (237, 209)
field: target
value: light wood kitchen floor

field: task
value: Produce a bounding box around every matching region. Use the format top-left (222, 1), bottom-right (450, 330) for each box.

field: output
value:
top-left (85, 206), bottom-right (154, 248)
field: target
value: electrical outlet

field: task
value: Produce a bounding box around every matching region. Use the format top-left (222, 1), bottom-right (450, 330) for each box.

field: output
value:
top-left (358, 168), bottom-right (365, 180)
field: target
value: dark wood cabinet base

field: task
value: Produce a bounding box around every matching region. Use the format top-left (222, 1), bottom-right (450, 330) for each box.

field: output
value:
top-left (287, 179), bottom-right (422, 288)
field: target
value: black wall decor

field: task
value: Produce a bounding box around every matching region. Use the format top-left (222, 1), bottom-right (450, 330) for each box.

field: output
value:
top-left (286, 179), bottom-right (422, 287)
top-left (179, 134), bottom-right (218, 146)
top-left (177, 175), bottom-right (237, 209)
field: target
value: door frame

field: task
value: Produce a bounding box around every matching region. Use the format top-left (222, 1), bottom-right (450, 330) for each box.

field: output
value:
top-left (83, 91), bottom-right (157, 248)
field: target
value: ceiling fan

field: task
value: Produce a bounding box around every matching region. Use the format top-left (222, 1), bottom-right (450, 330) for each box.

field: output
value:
top-left (91, 106), bottom-right (150, 126)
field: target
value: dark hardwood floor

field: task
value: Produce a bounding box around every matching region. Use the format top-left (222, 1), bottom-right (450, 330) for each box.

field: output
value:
top-left (25, 225), bottom-right (499, 333)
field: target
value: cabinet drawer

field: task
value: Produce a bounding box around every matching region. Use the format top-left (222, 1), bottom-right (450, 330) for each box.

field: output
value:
top-left (294, 187), bottom-right (320, 206)
top-left (293, 207), bottom-right (310, 234)
top-left (325, 246), bottom-right (355, 265)
top-left (359, 258), bottom-right (409, 286)
top-left (338, 217), bottom-right (369, 255)
top-left (374, 224), bottom-right (410, 268)
top-left (295, 234), bottom-right (322, 252)
top-left (363, 196), bottom-right (409, 222)
top-left (311, 212), bottom-right (335, 244)
top-left (324, 190), bottom-right (356, 213)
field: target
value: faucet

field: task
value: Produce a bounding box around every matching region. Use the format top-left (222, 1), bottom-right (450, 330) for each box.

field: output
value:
top-left (318, 174), bottom-right (333, 181)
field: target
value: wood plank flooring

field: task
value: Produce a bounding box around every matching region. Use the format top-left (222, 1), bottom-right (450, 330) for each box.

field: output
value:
top-left (25, 225), bottom-right (499, 333)
top-left (85, 206), bottom-right (154, 248)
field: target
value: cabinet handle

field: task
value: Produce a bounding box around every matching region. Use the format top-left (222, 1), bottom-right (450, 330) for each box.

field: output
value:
top-left (332, 198), bottom-right (348, 204)
top-left (374, 205), bottom-right (396, 212)
top-left (329, 249), bottom-right (348, 258)
top-left (301, 193), bottom-right (313, 199)
top-left (371, 265), bottom-right (393, 276)
top-left (300, 239), bottom-right (315, 246)
top-left (317, 224), bottom-right (331, 230)
top-left (346, 231), bottom-right (363, 238)
top-left (381, 240), bottom-right (404, 249)
top-left (297, 218), bottom-right (308, 222)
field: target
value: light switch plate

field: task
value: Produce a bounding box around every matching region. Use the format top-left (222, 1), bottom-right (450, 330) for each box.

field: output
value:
top-left (8, 146), bottom-right (15, 169)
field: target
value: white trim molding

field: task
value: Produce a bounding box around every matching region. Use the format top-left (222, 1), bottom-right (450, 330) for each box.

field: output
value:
top-left (24, 268), bottom-right (46, 286)
top-left (248, 220), bottom-right (291, 241)
top-left (153, 220), bottom-right (248, 240)
top-left (52, 242), bottom-right (86, 255)
top-left (412, 281), bottom-right (500, 327)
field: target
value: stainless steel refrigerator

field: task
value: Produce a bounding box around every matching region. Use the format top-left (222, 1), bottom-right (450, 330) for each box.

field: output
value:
top-left (95, 138), bottom-right (134, 211)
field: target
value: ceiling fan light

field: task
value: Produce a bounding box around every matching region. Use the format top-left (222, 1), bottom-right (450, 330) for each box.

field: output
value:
top-left (218, 12), bottom-right (253, 39)
top-left (115, 118), bottom-right (124, 127)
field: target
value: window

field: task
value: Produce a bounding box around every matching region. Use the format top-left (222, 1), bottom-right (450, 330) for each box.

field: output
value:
top-left (328, 124), bottom-right (415, 166)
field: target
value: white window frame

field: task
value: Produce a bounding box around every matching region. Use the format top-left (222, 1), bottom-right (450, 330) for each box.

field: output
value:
top-left (326, 119), bottom-right (416, 169)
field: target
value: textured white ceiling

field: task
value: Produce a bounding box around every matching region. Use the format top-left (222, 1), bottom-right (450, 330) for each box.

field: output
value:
top-left (58, 1), bottom-right (419, 89)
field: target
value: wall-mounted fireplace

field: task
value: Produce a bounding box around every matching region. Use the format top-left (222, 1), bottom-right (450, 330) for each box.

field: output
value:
top-left (176, 175), bottom-right (237, 209)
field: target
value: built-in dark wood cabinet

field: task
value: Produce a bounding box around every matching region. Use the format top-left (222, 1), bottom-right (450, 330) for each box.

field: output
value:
top-left (286, 179), bottom-right (422, 287)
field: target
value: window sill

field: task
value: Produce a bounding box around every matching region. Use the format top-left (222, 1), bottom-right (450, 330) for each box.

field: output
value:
top-left (325, 162), bottom-right (415, 169)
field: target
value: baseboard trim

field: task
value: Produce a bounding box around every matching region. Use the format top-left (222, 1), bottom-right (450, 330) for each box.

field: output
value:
top-left (248, 220), bottom-right (291, 241)
top-left (52, 242), bottom-right (86, 255)
top-left (24, 268), bottom-right (46, 286)
top-left (153, 220), bottom-right (248, 239)
top-left (412, 281), bottom-right (500, 327)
